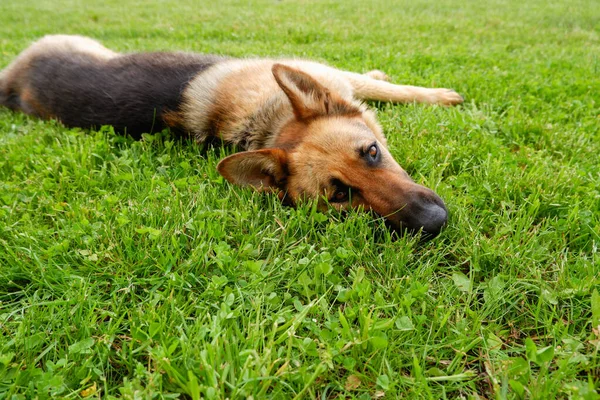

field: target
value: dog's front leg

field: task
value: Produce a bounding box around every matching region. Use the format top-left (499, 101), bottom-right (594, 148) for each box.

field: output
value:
top-left (344, 71), bottom-right (463, 106)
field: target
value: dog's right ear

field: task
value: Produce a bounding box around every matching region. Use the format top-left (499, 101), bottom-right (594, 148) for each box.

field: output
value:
top-left (216, 148), bottom-right (289, 191)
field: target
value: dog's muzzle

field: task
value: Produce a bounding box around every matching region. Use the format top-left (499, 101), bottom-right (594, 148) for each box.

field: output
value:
top-left (389, 187), bottom-right (448, 238)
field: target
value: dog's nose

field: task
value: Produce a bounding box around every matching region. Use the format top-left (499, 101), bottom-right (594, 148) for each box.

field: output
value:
top-left (401, 189), bottom-right (448, 237)
top-left (415, 201), bottom-right (447, 236)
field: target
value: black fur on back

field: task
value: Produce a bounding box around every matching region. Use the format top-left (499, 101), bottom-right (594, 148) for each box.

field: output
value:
top-left (26, 52), bottom-right (225, 137)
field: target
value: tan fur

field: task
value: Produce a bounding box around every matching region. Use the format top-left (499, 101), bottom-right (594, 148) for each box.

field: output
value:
top-left (179, 58), bottom-right (462, 149)
top-left (283, 116), bottom-right (383, 201)
top-left (364, 70), bottom-right (390, 81)
top-left (181, 59), bottom-right (274, 144)
top-left (19, 86), bottom-right (49, 118)
top-left (208, 60), bottom-right (456, 234)
top-left (342, 71), bottom-right (464, 105)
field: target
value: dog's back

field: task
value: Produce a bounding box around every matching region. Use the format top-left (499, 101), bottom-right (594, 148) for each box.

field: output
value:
top-left (0, 35), bottom-right (225, 136)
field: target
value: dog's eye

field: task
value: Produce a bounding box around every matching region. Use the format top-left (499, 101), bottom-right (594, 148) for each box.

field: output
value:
top-left (331, 189), bottom-right (349, 203)
top-left (368, 144), bottom-right (378, 158)
top-left (363, 142), bottom-right (380, 165)
top-left (329, 179), bottom-right (351, 203)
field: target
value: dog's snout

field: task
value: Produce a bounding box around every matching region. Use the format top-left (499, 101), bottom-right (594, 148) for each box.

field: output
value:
top-left (408, 189), bottom-right (447, 236)
top-left (392, 188), bottom-right (448, 237)
top-left (416, 200), bottom-right (447, 236)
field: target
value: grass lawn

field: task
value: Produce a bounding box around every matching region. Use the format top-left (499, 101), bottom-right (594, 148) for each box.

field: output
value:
top-left (1, 0), bottom-right (599, 398)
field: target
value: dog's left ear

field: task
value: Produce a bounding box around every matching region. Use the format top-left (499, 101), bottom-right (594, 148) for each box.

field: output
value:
top-left (272, 63), bottom-right (334, 120)
top-left (217, 148), bottom-right (289, 191)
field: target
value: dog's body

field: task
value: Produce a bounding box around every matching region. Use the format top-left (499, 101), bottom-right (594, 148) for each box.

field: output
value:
top-left (1, 35), bottom-right (463, 236)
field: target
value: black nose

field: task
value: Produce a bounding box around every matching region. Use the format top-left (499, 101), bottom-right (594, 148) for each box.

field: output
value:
top-left (402, 189), bottom-right (448, 237)
top-left (417, 202), bottom-right (447, 236)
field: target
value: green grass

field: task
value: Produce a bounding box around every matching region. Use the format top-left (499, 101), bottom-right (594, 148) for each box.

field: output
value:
top-left (1, 0), bottom-right (599, 398)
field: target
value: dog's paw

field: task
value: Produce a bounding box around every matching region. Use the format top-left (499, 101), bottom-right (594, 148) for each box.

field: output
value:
top-left (427, 88), bottom-right (464, 106)
top-left (364, 70), bottom-right (390, 81)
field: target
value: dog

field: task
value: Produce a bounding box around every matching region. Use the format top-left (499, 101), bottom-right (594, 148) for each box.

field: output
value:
top-left (0, 35), bottom-right (463, 237)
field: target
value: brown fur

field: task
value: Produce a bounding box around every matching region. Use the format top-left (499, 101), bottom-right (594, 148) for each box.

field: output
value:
top-left (1, 35), bottom-right (463, 236)
top-left (19, 86), bottom-right (51, 118)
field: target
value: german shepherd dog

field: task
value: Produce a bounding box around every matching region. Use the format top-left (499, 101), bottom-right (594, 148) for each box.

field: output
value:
top-left (0, 35), bottom-right (463, 237)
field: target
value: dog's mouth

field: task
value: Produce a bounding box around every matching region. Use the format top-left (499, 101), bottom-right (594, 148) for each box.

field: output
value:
top-left (354, 182), bottom-right (448, 240)
top-left (279, 183), bottom-right (448, 241)
top-left (326, 204), bottom-right (447, 242)
top-left (382, 218), bottom-right (446, 241)
top-left (383, 194), bottom-right (448, 239)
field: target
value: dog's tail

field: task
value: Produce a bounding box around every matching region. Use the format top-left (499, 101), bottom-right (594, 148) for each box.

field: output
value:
top-left (0, 69), bottom-right (16, 110)
top-left (0, 71), bottom-right (6, 108)
top-left (0, 68), bottom-right (11, 109)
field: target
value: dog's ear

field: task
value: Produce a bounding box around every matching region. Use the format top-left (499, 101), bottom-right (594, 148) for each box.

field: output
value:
top-left (272, 63), bottom-right (335, 120)
top-left (217, 148), bottom-right (289, 191)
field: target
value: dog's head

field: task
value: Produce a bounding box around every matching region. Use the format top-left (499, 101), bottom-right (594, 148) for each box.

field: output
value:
top-left (217, 64), bottom-right (447, 237)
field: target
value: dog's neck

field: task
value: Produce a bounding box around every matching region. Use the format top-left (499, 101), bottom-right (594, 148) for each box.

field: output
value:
top-left (190, 90), bottom-right (294, 151)
top-left (223, 93), bottom-right (293, 151)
